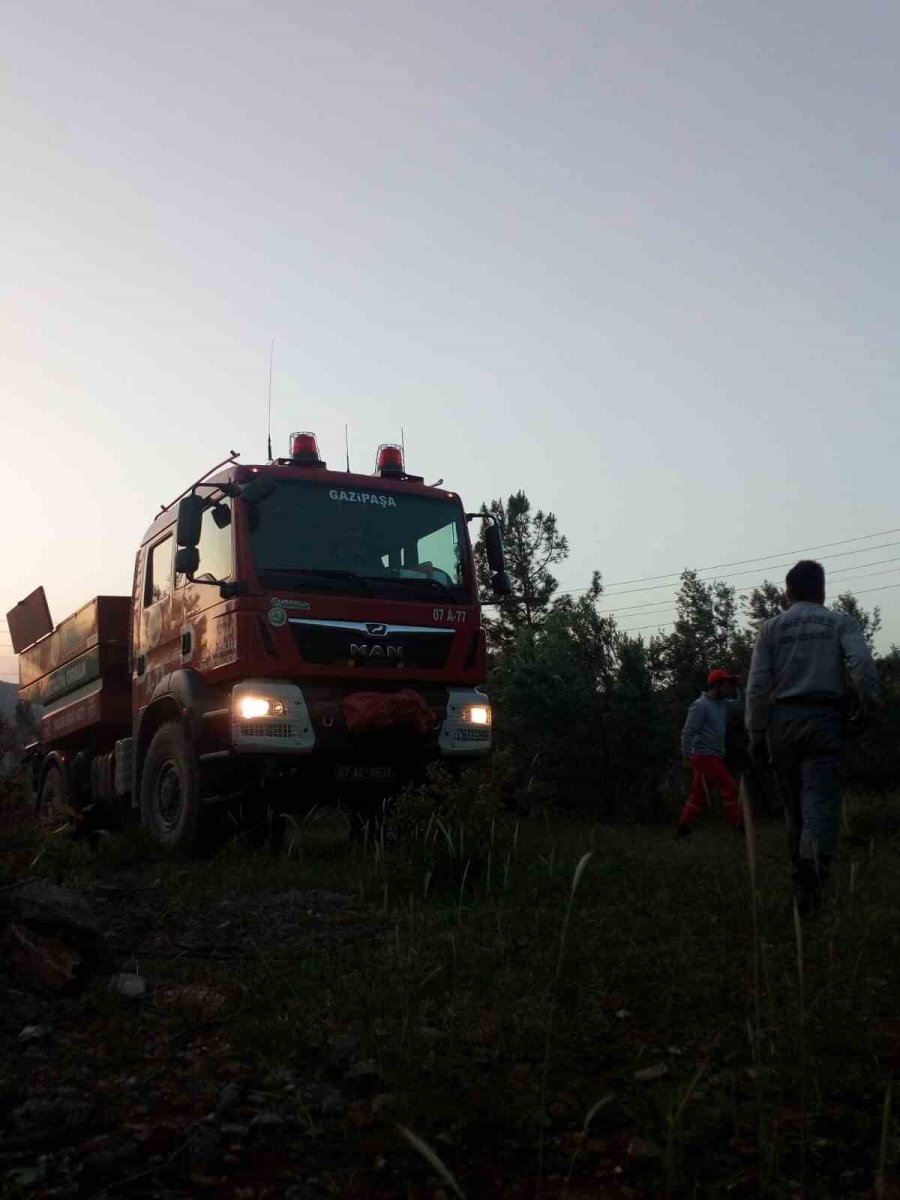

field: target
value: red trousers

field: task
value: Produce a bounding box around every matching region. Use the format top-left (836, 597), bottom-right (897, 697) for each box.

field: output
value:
top-left (679, 755), bottom-right (742, 829)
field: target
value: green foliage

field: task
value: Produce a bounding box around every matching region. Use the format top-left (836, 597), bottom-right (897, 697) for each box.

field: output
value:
top-left (604, 635), bottom-right (678, 820)
top-left (842, 646), bottom-right (900, 793)
top-left (390, 762), bottom-right (512, 888)
top-left (474, 490), bottom-right (569, 648)
top-left (832, 590), bottom-right (883, 647)
top-left (480, 488), bottom-right (897, 819)
top-left (489, 595), bottom-right (614, 812)
top-left (662, 570), bottom-right (740, 702)
top-left (745, 579), bottom-right (788, 625)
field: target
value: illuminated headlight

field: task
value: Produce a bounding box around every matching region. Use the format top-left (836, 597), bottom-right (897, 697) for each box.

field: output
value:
top-left (237, 696), bottom-right (286, 720)
top-left (462, 704), bottom-right (492, 726)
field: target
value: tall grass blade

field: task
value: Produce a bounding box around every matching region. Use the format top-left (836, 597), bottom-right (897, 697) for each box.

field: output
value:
top-left (741, 777), bottom-right (767, 1185)
top-left (563, 1093), bottom-right (614, 1197)
top-left (556, 851), bottom-right (593, 981)
top-left (538, 851), bottom-right (593, 1195)
top-left (457, 858), bottom-right (471, 925)
top-left (876, 1080), bottom-right (892, 1199)
top-left (793, 899), bottom-right (807, 1184)
top-left (665, 1055), bottom-right (710, 1187)
top-left (397, 1123), bottom-right (466, 1199)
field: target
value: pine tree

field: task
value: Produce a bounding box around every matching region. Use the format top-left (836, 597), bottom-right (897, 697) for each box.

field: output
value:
top-left (831, 591), bottom-right (882, 649)
top-left (474, 491), bottom-right (569, 647)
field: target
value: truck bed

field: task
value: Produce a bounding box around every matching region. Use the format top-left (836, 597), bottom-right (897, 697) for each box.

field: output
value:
top-left (18, 596), bottom-right (132, 745)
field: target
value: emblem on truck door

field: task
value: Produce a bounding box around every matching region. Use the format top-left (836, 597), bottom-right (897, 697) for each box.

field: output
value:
top-left (366, 623), bottom-right (388, 636)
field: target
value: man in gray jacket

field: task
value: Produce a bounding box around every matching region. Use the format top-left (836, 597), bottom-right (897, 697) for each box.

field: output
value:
top-left (746, 559), bottom-right (878, 913)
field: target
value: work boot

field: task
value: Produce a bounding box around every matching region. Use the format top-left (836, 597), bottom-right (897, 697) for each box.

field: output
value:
top-left (674, 825), bottom-right (692, 840)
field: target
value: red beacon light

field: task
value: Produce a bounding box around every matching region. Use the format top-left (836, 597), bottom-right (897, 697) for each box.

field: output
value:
top-left (376, 443), bottom-right (404, 477)
top-left (288, 431), bottom-right (325, 467)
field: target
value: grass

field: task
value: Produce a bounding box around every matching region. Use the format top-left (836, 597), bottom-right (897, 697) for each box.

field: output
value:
top-left (2, 778), bottom-right (900, 1197)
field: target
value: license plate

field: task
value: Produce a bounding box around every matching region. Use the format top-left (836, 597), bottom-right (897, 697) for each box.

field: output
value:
top-left (334, 765), bottom-right (396, 783)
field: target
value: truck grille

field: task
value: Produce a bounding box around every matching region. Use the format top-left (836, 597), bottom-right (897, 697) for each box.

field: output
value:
top-left (238, 722), bottom-right (295, 739)
top-left (289, 619), bottom-right (453, 670)
top-left (449, 727), bottom-right (491, 744)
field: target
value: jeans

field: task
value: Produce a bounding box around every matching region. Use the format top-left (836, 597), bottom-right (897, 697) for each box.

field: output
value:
top-left (768, 705), bottom-right (843, 868)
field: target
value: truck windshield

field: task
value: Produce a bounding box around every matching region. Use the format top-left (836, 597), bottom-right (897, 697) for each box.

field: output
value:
top-left (247, 480), bottom-right (471, 602)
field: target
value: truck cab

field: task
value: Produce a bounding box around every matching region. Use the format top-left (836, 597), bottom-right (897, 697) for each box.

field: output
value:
top-left (13, 435), bottom-right (509, 847)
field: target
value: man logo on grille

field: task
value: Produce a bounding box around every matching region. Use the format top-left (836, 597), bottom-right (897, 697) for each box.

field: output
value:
top-left (351, 643), bottom-right (403, 659)
top-left (366, 622), bottom-right (388, 636)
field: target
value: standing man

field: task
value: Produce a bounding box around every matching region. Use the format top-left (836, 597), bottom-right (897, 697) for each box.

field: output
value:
top-left (677, 668), bottom-right (744, 837)
top-left (746, 560), bottom-right (878, 914)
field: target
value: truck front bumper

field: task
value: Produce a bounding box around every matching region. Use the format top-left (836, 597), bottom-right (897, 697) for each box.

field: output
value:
top-left (228, 681), bottom-right (491, 758)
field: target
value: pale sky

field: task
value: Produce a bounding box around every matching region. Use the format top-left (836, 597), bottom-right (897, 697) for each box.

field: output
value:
top-left (3, 0), bottom-right (899, 681)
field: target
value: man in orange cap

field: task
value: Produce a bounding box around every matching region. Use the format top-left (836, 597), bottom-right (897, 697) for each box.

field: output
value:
top-left (676, 667), bottom-right (743, 837)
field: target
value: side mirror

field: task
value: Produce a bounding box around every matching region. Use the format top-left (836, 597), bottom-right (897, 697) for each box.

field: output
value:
top-left (176, 494), bottom-right (205, 547)
top-left (174, 546), bottom-right (199, 578)
top-left (219, 581), bottom-right (249, 599)
top-left (484, 523), bottom-right (505, 573)
top-left (212, 503), bottom-right (232, 530)
top-left (491, 570), bottom-right (512, 598)
top-left (240, 476), bottom-right (276, 505)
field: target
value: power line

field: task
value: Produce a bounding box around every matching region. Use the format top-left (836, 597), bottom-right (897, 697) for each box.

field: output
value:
top-left (850, 581), bottom-right (900, 598)
top-left (566, 539), bottom-right (900, 600)
top-left (615, 581), bottom-right (900, 636)
top-left (563, 525), bottom-right (900, 594)
top-left (597, 559), bottom-right (900, 617)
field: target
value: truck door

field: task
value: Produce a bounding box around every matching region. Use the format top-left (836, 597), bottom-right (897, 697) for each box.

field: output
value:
top-left (134, 532), bottom-right (182, 706)
top-left (179, 498), bottom-right (237, 675)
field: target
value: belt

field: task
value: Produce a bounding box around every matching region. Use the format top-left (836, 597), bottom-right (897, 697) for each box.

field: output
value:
top-left (772, 695), bottom-right (844, 709)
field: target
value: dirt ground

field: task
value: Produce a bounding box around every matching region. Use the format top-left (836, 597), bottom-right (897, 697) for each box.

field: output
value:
top-left (1, 802), bottom-right (403, 1200)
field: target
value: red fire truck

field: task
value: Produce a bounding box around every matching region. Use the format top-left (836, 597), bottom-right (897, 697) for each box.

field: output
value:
top-left (7, 435), bottom-right (509, 847)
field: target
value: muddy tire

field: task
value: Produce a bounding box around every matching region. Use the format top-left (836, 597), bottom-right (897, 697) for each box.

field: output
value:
top-left (140, 722), bottom-right (201, 849)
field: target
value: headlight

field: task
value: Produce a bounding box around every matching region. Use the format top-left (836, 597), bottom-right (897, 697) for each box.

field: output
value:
top-left (462, 704), bottom-right (491, 726)
top-left (237, 696), bottom-right (286, 720)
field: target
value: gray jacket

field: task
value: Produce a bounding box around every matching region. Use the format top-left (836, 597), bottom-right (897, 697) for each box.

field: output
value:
top-left (745, 602), bottom-right (878, 733)
top-left (682, 693), bottom-right (738, 759)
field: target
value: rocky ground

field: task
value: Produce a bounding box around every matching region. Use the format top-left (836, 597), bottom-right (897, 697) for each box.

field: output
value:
top-left (1, 872), bottom-right (396, 1200)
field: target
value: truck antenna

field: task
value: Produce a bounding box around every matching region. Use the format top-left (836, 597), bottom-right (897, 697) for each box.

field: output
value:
top-left (266, 339), bottom-right (275, 462)
top-left (344, 424), bottom-right (350, 472)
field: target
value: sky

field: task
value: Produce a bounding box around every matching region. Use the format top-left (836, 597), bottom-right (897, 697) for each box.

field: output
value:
top-left (3, 0), bottom-right (899, 680)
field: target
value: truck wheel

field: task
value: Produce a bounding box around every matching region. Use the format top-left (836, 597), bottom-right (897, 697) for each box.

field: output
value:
top-left (140, 723), bottom-right (201, 849)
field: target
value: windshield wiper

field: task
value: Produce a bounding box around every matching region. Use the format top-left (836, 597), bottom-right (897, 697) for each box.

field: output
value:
top-left (258, 568), bottom-right (375, 596)
top-left (366, 575), bottom-right (460, 602)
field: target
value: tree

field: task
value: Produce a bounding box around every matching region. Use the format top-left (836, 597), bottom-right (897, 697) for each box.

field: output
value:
top-left (831, 591), bottom-right (882, 649)
top-left (490, 609), bottom-right (602, 812)
top-left (606, 634), bottom-right (678, 820)
top-left (662, 571), bottom-right (741, 700)
top-left (729, 580), bottom-right (788, 677)
top-left (475, 491), bottom-right (569, 648)
top-left (744, 580), bottom-right (787, 626)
